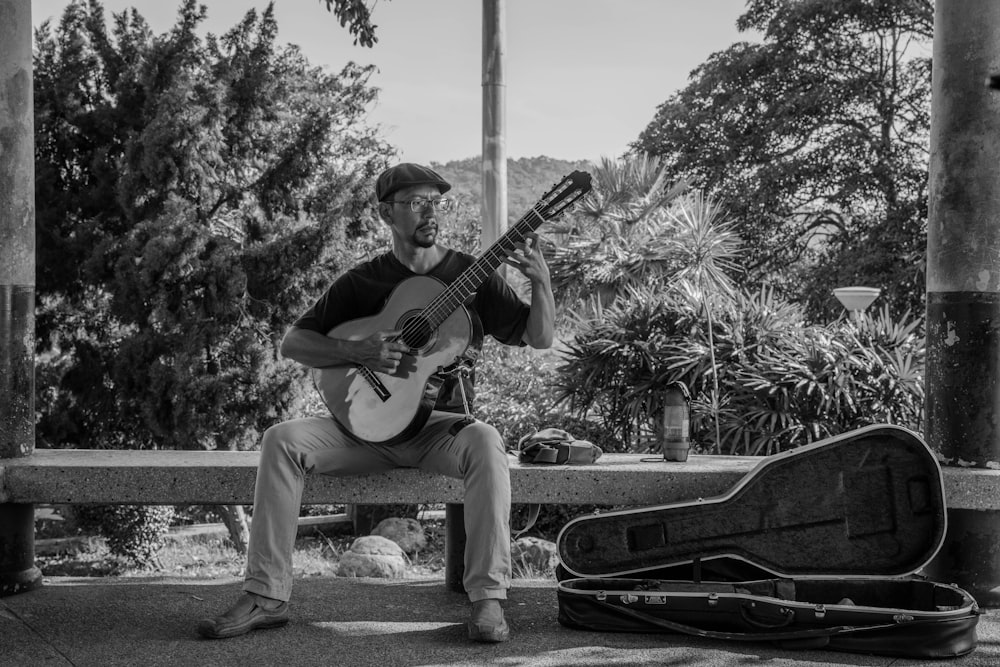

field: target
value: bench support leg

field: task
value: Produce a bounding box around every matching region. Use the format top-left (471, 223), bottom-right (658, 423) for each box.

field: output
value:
top-left (0, 503), bottom-right (42, 597)
top-left (444, 503), bottom-right (466, 593)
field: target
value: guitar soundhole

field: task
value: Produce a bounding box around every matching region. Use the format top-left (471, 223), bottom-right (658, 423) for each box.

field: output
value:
top-left (399, 315), bottom-right (433, 349)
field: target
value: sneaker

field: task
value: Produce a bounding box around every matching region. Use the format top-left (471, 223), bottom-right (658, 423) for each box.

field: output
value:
top-left (197, 593), bottom-right (289, 639)
top-left (468, 599), bottom-right (509, 643)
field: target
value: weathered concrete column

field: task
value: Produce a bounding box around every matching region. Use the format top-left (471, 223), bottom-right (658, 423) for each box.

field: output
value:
top-left (481, 0), bottom-right (507, 250)
top-left (0, 0), bottom-right (42, 596)
top-left (925, 0), bottom-right (1000, 605)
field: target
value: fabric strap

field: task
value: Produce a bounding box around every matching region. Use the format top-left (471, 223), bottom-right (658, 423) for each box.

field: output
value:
top-left (511, 503), bottom-right (541, 541)
top-left (591, 598), bottom-right (920, 643)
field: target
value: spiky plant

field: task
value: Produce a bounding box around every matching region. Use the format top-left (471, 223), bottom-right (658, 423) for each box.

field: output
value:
top-left (558, 279), bottom-right (925, 456)
top-left (545, 154), bottom-right (688, 314)
top-left (553, 184), bottom-right (745, 451)
top-left (663, 191), bottom-right (743, 452)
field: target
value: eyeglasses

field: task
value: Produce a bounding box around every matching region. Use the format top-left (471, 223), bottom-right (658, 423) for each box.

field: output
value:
top-left (386, 197), bottom-right (454, 213)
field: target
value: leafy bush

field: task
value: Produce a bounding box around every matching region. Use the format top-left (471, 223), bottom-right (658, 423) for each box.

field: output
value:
top-left (556, 283), bottom-right (924, 455)
top-left (554, 285), bottom-right (703, 451)
top-left (473, 341), bottom-right (559, 444)
top-left (723, 303), bottom-right (924, 454)
top-left (73, 505), bottom-right (175, 568)
top-left (473, 339), bottom-right (620, 452)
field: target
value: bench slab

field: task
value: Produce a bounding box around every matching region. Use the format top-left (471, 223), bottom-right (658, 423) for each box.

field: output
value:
top-left (2, 449), bottom-right (998, 510)
top-left (0, 450), bottom-right (755, 505)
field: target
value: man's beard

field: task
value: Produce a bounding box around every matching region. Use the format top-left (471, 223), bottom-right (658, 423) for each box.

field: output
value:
top-left (414, 225), bottom-right (437, 248)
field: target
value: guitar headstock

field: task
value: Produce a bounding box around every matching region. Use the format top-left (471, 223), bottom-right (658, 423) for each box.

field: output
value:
top-left (532, 170), bottom-right (593, 222)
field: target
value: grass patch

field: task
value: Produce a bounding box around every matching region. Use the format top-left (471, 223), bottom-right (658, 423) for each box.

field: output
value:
top-left (35, 518), bottom-right (559, 580)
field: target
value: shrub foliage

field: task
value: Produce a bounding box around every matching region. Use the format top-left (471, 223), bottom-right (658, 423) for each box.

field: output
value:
top-left (74, 505), bottom-right (176, 568)
top-left (555, 284), bottom-right (925, 455)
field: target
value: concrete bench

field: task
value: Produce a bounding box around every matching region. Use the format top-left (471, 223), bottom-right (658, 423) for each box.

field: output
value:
top-left (2, 449), bottom-right (999, 590)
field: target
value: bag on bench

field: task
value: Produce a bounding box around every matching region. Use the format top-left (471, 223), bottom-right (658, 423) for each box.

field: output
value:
top-left (516, 428), bottom-right (602, 465)
top-left (555, 425), bottom-right (980, 659)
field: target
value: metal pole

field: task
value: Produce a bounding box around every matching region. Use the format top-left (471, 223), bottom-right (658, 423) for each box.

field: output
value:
top-left (925, 0), bottom-right (1000, 605)
top-left (458, 0), bottom-right (505, 592)
top-left (481, 0), bottom-right (507, 250)
top-left (0, 0), bottom-right (42, 596)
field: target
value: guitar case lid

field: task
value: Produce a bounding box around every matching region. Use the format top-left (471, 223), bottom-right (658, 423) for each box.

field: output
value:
top-left (556, 425), bottom-right (947, 580)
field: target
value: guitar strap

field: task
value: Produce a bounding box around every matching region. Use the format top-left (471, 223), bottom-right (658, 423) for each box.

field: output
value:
top-left (512, 504), bottom-right (541, 541)
top-left (443, 362), bottom-right (476, 436)
top-left (448, 418), bottom-right (475, 437)
top-left (454, 365), bottom-right (473, 422)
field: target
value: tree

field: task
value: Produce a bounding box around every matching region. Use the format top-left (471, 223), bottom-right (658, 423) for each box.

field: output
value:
top-left (33, 0), bottom-right (393, 555)
top-left (321, 0), bottom-right (386, 48)
top-left (633, 0), bottom-right (933, 318)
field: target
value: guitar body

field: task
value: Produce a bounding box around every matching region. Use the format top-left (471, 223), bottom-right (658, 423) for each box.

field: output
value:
top-left (312, 275), bottom-right (472, 444)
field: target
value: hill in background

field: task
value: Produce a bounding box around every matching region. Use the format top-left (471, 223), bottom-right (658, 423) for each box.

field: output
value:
top-left (432, 156), bottom-right (593, 224)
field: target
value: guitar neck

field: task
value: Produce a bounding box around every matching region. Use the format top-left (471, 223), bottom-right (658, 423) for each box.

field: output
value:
top-left (394, 170), bottom-right (591, 346)
top-left (425, 208), bottom-right (548, 326)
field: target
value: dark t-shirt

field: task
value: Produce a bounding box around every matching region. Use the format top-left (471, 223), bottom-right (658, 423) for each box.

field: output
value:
top-left (293, 249), bottom-right (530, 412)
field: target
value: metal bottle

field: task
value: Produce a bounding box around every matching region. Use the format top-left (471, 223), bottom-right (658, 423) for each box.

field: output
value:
top-left (661, 381), bottom-right (691, 462)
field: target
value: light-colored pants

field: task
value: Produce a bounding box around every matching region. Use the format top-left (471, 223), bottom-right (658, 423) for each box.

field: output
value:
top-left (243, 412), bottom-right (512, 603)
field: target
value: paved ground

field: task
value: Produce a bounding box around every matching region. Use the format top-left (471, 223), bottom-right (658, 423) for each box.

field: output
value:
top-left (1, 575), bottom-right (997, 667)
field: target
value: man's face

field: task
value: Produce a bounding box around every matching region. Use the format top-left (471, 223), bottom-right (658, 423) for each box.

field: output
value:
top-left (382, 184), bottom-right (443, 249)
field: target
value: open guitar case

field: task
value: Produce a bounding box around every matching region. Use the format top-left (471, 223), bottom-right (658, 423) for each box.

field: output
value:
top-left (555, 425), bottom-right (980, 658)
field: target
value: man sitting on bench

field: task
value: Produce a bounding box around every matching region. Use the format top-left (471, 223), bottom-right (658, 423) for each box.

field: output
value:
top-left (196, 163), bottom-right (556, 643)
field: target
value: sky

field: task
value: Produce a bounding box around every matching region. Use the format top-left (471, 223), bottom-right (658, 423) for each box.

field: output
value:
top-left (32, 0), bottom-right (758, 165)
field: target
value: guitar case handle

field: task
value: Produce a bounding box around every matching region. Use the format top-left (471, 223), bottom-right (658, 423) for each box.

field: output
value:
top-left (738, 601), bottom-right (796, 630)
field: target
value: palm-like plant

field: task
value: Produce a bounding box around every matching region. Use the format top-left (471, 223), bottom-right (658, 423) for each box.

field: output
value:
top-left (550, 158), bottom-right (746, 451)
top-left (662, 192), bottom-right (742, 452)
top-left (546, 154), bottom-right (688, 314)
top-left (727, 305), bottom-right (925, 455)
top-left (555, 283), bottom-right (700, 449)
top-left (839, 305), bottom-right (925, 428)
top-left (551, 154), bottom-right (924, 455)
top-left (558, 275), bottom-right (926, 456)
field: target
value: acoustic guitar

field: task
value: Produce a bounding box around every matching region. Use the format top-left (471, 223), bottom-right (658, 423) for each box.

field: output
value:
top-left (313, 170), bottom-right (593, 444)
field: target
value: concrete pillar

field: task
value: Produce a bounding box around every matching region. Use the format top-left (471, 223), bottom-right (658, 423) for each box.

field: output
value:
top-left (481, 0), bottom-right (507, 250)
top-left (925, 0), bottom-right (1000, 605)
top-left (0, 0), bottom-right (42, 596)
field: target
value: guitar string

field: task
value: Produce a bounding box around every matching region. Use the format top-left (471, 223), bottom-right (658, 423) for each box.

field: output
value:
top-left (353, 202), bottom-right (548, 392)
top-left (397, 185), bottom-right (588, 345)
top-left (436, 186), bottom-right (589, 318)
top-left (395, 203), bottom-right (547, 346)
top-left (394, 179), bottom-right (587, 347)
top-left (409, 181), bottom-right (581, 333)
top-left (395, 215), bottom-right (536, 346)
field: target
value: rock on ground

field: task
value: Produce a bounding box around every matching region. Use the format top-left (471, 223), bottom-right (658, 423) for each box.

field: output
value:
top-left (371, 517), bottom-right (427, 554)
top-left (337, 535), bottom-right (407, 578)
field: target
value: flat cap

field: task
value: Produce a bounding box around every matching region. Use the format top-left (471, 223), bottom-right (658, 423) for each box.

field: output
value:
top-left (375, 163), bottom-right (451, 201)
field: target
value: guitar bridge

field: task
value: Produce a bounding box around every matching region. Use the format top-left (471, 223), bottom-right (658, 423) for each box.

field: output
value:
top-left (357, 365), bottom-right (391, 402)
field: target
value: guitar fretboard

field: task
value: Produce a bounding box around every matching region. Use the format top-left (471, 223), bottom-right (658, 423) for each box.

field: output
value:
top-left (418, 209), bottom-right (544, 333)
top-left (397, 172), bottom-right (590, 348)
